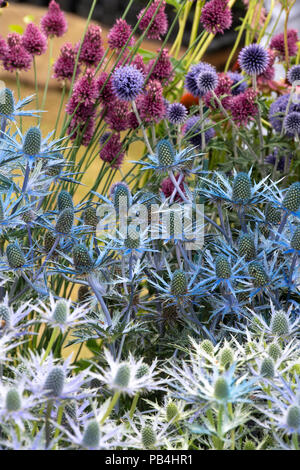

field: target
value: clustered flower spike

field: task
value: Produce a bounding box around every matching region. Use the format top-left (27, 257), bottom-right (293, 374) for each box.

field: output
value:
top-left (137, 0), bottom-right (168, 40)
top-left (108, 18), bottom-right (135, 50)
top-left (270, 29), bottom-right (299, 58)
top-left (40, 0), bottom-right (67, 38)
top-left (3, 33), bottom-right (32, 73)
top-left (200, 0), bottom-right (232, 35)
top-left (99, 132), bottom-right (125, 169)
top-left (22, 23), bottom-right (47, 56)
top-left (53, 42), bottom-right (79, 82)
top-left (78, 24), bottom-right (104, 67)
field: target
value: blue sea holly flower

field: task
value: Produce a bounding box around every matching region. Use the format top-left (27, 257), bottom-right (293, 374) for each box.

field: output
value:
top-left (0, 88), bottom-right (40, 126)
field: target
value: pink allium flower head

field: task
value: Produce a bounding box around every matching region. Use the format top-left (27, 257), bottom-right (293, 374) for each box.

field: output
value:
top-left (40, 0), bottom-right (67, 38)
top-left (105, 100), bottom-right (130, 132)
top-left (270, 29), bottom-right (299, 58)
top-left (97, 72), bottom-right (115, 106)
top-left (161, 175), bottom-right (185, 202)
top-left (67, 69), bottom-right (98, 108)
top-left (3, 33), bottom-right (32, 72)
top-left (22, 23), bottom-right (47, 56)
top-left (204, 72), bottom-right (232, 110)
top-left (99, 132), bottom-right (125, 168)
top-left (138, 0), bottom-right (168, 40)
top-left (0, 36), bottom-right (8, 60)
top-left (229, 88), bottom-right (258, 126)
top-left (137, 79), bottom-right (166, 123)
top-left (131, 54), bottom-right (147, 75)
top-left (128, 111), bottom-right (139, 130)
top-left (148, 48), bottom-right (174, 85)
top-left (200, 0), bottom-right (232, 35)
top-left (53, 42), bottom-right (80, 82)
top-left (78, 24), bottom-right (104, 67)
top-left (107, 18), bottom-right (135, 50)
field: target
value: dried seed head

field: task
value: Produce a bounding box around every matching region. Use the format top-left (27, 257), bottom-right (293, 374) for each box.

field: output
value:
top-left (215, 254), bottom-right (231, 279)
top-left (5, 388), bottom-right (21, 412)
top-left (44, 367), bottom-right (65, 396)
top-left (232, 172), bottom-right (252, 204)
top-left (57, 190), bottom-right (73, 212)
top-left (170, 269), bottom-right (187, 296)
top-left (55, 208), bottom-right (74, 234)
top-left (157, 139), bottom-right (175, 167)
top-left (141, 425), bottom-right (156, 449)
top-left (23, 127), bottom-right (41, 155)
top-left (82, 420), bottom-right (100, 449)
top-left (6, 242), bottom-right (25, 269)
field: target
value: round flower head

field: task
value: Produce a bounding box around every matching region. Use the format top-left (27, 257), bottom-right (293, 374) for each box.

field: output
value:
top-left (99, 132), bottom-right (125, 169)
top-left (137, 0), bottom-right (168, 40)
top-left (112, 65), bottom-right (144, 102)
top-left (229, 88), bottom-right (258, 126)
top-left (239, 44), bottom-right (269, 75)
top-left (284, 112), bottom-right (300, 136)
top-left (107, 18), bottom-right (135, 50)
top-left (22, 23), bottom-right (47, 56)
top-left (228, 72), bottom-right (248, 95)
top-left (196, 70), bottom-right (219, 94)
top-left (3, 33), bottom-right (32, 73)
top-left (136, 79), bottom-right (166, 123)
top-left (185, 62), bottom-right (216, 97)
top-left (287, 65), bottom-right (300, 85)
top-left (40, 0), bottom-right (67, 38)
top-left (147, 48), bottom-right (173, 85)
top-left (166, 103), bottom-right (187, 125)
top-left (200, 0), bottom-right (232, 35)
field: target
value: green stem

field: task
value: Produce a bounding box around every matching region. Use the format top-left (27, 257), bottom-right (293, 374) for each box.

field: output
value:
top-left (100, 391), bottom-right (120, 425)
top-left (41, 327), bottom-right (59, 364)
top-left (129, 393), bottom-right (140, 419)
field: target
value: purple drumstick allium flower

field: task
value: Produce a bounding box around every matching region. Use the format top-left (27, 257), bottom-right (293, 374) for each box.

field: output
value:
top-left (166, 103), bottom-right (187, 125)
top-left (197, 70), bottom-right (219, 94)
top-left (137, 0), bottom-right (168, 40)
top-left (0, 36), bottom-right (7, 60)
top-left (105, 100), bottom-right (130, 132)
top-left (200, 0), bottom-right (232, 35)
top-left (161, 175), bottom-right (185, 202)
top-left (3, 33), bottom-right (32, 72)
top-left (185, 62), bottom-right (216, 97)
top-left (183, 116), bottom-right (215, 148)
top-left (107, 18), bottom-right (135, 50)
top-left (78, 24), bottom-right (104, 67)
top-left (270, 29), bottom-right (299, 58)
top-left (136, 79), bottom-right (166, 123)
top-left (284, 112), bottom-right (300, 136)
top-left (287, 65), bottom-right (300, 84)
top-left (227, 72), bottom-right (248, 95)
top-left (53, 42), bottom-right (80, 82)
top-left (22, 23), bottom-right (47, 56)
top-left (67, 69), bottom-right (98, 108)
top-left (40, 0), bottom-right (67, 38)
top-left (148, 48), bottom-right (174, 85)
top-left (239, 44), bottom-right (269, 76)
top-left (99, 132), bottom-right (125, 169)
top-left (229, 89), bottom-right (258, 126)
top-left (111, 65), bottom-right (144, 102)
top-left (97, 72), bottom-right (115, 106)
top-left (131, 54), bottom-right (147, 75)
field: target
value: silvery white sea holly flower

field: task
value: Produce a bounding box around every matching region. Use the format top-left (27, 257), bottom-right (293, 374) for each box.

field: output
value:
top-left (33, 294), bottom-right (89, 333)
top-left (0, 427), bottom-right (57, 450)
top-left (0, 295), bottom-right (33, 338)
top-left (0, 330), bottom-right (26, 362)
top-left (89, 349), bottom-right (165, 396)
top-left (120, 411), bottom-right (184, 450)
top-left (0, 381), bottom-right (43, 430)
